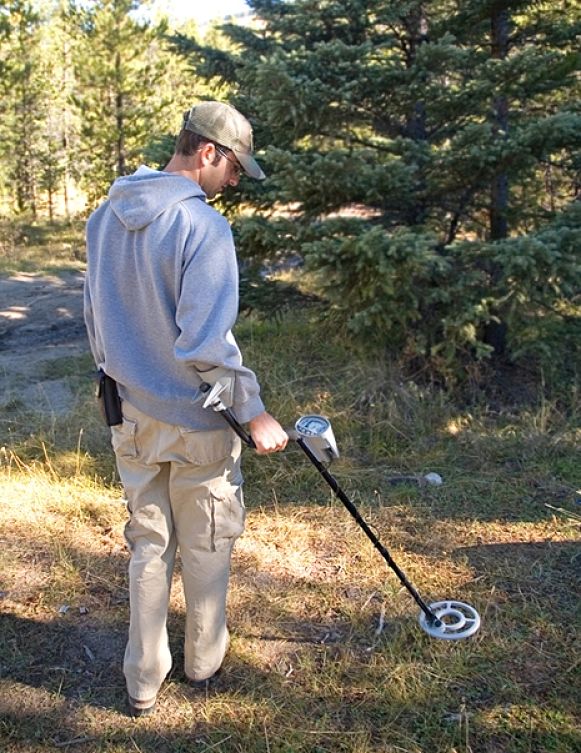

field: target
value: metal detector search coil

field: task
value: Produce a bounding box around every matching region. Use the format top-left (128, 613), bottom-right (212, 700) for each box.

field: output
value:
top-left (202, 395), bottom-right (481, 641)
top-left (419, 601), bottom-right (481, 640)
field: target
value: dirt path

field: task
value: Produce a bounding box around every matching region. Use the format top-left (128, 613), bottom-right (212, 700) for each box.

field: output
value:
top-left (0, 271), bottom-right (89, 416)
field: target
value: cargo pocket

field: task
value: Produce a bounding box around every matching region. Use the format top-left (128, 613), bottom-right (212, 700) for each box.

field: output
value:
top-left (211, 479), bottom-right (246, 552)
top-left (110, 416), bottom-right (138, 459)
top-left (179, 427), bottom-right (235, 466)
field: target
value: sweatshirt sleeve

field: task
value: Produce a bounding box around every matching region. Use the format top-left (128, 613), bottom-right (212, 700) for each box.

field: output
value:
top-left (173, 211), bottom-right (265, 424)
top-left (83, 221), bottom-right (103, 368)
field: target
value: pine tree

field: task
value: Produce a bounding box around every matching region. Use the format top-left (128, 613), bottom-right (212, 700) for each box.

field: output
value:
top-left (68, 0), bottom-right (170, 205)
top-left (185, 0), bottom-right (580, 374)
top-left (0, 0), bottom-right (46, 216)
top-left (0, 1), bottom-right (207, 217)
top-left (444, 0), bottom-right (580, 354)
top-left (35, 0), bottom-right (80, 221)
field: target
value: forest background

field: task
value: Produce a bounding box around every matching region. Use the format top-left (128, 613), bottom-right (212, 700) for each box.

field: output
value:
top-left (0, 2), bottom-right (580, 752)
top-left (1, 0), bottom-right (579, 381)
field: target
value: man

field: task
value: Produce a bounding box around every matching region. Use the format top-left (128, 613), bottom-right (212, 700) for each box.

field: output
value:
top-left (84, 101), bottom-right (288, 717)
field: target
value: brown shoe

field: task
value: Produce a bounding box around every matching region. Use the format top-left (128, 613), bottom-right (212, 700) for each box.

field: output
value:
top-left (186, 633), bottom-right (230, 688)
top-left (128, 694), bottom-right (156, 717)
top-left (188, 666), bottom-right (222, 690)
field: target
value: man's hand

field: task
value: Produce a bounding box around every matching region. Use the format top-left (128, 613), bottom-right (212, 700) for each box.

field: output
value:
top-left (248, 411), bottom-right (289, 454)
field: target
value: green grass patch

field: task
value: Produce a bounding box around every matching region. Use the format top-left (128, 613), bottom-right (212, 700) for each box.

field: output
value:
top-left (0, 218), bottom-right (86, 275)
top-left (38, 354), bottom-right (95, 381)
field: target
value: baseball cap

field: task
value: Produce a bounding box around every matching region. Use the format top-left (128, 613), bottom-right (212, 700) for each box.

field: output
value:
top-left (183, 101), bottom-right (266, 180)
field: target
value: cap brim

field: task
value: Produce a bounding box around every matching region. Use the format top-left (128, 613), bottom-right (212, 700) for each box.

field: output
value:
top-left (234, 150), bottom-right (266, 180)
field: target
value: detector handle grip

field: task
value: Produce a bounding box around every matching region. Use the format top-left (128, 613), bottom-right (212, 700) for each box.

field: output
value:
top-left (220, 406), bottom-right (256, 449)
top-left (199, 381), bottom-right (256, 448)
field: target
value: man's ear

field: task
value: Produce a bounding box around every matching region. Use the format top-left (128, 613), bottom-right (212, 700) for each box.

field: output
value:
top-left (198, 141), bottom-right (217, 168)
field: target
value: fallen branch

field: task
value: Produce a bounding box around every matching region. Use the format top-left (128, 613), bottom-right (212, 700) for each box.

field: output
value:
top-left (53, 736), bottom-right (98, 748)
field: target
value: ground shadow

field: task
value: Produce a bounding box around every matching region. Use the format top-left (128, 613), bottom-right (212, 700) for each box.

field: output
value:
top-left (0, 271), bottom-right (86, 350)
top-left (455, 539), bottom-right (580, 620)
top-left (1, 533), bottom-right (579, 751)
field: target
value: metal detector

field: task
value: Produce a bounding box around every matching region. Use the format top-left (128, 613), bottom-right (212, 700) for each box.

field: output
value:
top-left (200, 381), bottom-right (481, 641)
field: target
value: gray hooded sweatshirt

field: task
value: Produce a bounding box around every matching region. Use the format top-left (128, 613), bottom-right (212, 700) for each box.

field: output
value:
top-left (84, 165), bottom-right (265, 430)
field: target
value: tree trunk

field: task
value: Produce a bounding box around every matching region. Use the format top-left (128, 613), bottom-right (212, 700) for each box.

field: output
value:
top-left (485, 5), bottom-right (510, 355)
top-left (404, 4), bottom-right (428, 226)
top-left (489, 7), bottom-right (509, 241)
top-left (115, 50), bottom-right (126, 176)
top-left (62, 34), bottom-right (72, 220)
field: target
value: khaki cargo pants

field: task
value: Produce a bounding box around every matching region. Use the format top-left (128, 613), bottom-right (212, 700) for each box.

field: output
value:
top-left (111, 401), bottom-right (244, 703)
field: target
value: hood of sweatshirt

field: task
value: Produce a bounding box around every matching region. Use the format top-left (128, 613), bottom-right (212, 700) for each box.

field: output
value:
top-left (108, 165), bottom-right (206, 231)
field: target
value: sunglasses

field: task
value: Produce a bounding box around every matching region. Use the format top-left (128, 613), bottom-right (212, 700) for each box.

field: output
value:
top-left (215, 146), bottom-right (242, 178)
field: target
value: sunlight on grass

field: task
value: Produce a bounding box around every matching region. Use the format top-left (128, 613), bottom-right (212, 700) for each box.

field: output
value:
top-left (1, 228), bottom-right (579, 751)
top-left (1, 443), bottom-right (579, 751)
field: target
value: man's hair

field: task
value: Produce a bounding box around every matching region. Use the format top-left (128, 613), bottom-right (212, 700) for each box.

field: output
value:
top-left (175, 129), bottom-right (207, 156)
top-left (175, 129), bottom-right (221, 166)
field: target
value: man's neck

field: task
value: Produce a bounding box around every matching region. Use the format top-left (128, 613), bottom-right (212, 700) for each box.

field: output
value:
top-left (163, 154), bottom-right (201, 184)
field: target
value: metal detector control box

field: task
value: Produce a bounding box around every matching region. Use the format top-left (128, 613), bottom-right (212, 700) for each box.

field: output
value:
top-left (295, 415), bottom-right (340, 463)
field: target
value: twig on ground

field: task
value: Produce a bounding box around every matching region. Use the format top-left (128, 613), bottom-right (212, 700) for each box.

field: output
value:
top-left (53, 737), bottom-right (98, 748)
top-left (201, 736), bottom-right (232, 752)
top-left (544, 503), bottom-right (581, 523)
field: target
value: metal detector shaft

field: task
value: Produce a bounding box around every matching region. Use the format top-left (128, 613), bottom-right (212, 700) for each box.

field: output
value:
top-left (221, 407), bottom-right (256, 449)
top-left (201, 386), bottom-right (439, 626)
top-left (201, 391), bottom-right (479, 639)
top-left (199, 381), bottom-right (256, 448)
top-left (294, 435), bottom-right (439, 624)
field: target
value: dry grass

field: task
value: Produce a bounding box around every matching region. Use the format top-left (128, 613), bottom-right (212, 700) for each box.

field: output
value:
top-left (1, 366), bottom-right (579, 753)
top-left (1, 231), bottom-right (580, 751)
